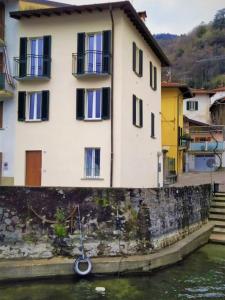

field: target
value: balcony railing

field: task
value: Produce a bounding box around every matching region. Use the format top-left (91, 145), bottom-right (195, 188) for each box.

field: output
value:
top-left (189, 142), bottom-right (225, 152)
top-left (14, 54), bottom-right (51, 80)
top-left (72, 50), bottom-right (111, 77)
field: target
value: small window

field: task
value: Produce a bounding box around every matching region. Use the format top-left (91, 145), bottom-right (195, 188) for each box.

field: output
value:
top-left (85, 148), bottom-right (100, 178)
top-left (86, 90), bottom-right (101, 120)
top-left (186, 101), bottom-right (198, 111)
top-left (133, 42), bottom-right (143, 77)
top-left (150, 61), bottom-right (157, 90)
top-left (133, 95), bottom-right (143, 128)
top-left (151, 112), bottom-right (155, 138)
top-left (27, 92), bottom-right (42, 121)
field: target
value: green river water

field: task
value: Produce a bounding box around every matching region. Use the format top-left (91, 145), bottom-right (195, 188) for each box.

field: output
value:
top-left (1, 244), bottom-right (225, 300)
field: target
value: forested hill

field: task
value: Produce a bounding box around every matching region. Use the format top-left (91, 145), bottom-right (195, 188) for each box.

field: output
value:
top-left (155, 8), bottom-right (225, 89)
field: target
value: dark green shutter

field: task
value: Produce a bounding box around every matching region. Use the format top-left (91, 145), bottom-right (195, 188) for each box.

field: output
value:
top-left (41, 90), bottom-right (49, 121)
top-left (151, 112), bottom-right (155, 137)
top-left (140, 100), bottom-right (143, 127)
top-left (133, 42), bottom-right (136, 73)
top-left (76, 89), bottom-right (85, 120)
top-left (133, 95), bottom-right (136, 125)
top-left (43, 36), bottom-right (51, 77)
top-left (102, 87), bottom-right (110, 119)
top-left (19, 38), bottom-right (27, 78)
top-left (153, 66), bottom-right (157, 90)
top-left (150, 61), bottom-right (153, 87)
top-left (77, 33), bottom-right (85, 75)
top-left (195, 101), bottom-right (198, 110)
top-left (18, 91), bottom-right (26, 121)
top-left (102, 31), bottom-right (111, 74)
top-left (186, 102), bottom-right (190, 110)
top-left (139, 49), bottom-right (143, 77)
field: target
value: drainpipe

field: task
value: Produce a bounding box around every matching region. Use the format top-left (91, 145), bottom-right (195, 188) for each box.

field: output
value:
top-left (110, 6), bottom-right (114, 188)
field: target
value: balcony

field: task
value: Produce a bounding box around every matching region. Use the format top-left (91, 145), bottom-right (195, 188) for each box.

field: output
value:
top-left (14, 54), bottom-right (51, 80)
top-left (72, 50), bottom-right (111, 78)
top-left (0, 73), bottom-right (13, 100)
top-left (189, 142), bottom-right (225, 152)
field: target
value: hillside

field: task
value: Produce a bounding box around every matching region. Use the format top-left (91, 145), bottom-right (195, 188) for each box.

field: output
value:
top-left (155, 8), bottom-right (225, 89)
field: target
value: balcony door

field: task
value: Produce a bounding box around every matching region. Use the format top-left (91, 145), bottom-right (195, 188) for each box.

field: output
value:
top-left (87, 33), bottom-right (102, 74)
top-left (29, 38), bottom-right (43, 77)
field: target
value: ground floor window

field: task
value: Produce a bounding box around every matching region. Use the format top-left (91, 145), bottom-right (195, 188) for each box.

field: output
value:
top-left (85, 148), bottom-right (100, 178)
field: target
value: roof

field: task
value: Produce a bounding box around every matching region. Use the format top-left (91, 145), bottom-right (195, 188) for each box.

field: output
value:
top-left (210, 97), bottom-right (225, 110)
top-left (191, 88), bottom-right (215, 96)
top-left (212, 86), bottom-right (225, 92)
top-left (183, 115), bottom-right (209, 127)
top-left (23, 0), bottom-right (71, 7)
top-left (161, 82), bottom-right (193, 99)
top-left (10, 1), bottom-right (170, 67)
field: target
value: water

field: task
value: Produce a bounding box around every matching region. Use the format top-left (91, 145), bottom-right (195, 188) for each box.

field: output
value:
top-left (1, 244), bottom-right (225, 300)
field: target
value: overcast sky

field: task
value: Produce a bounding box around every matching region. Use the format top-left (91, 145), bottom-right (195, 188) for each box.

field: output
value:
top-left (54, 0), bottom-right (225, 35)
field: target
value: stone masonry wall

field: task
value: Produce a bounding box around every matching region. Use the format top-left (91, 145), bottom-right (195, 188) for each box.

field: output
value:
top-left (0, 185), bottom-right (211, 259)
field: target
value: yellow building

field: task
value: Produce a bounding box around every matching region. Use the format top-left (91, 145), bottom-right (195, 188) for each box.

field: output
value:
top-left (161, 82), bottom-right (192, 181)
top-left (19, 0), bottom-right (69, 10)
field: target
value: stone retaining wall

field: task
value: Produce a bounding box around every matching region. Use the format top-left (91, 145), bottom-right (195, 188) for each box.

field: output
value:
top-left (0, 185), bottom-right (211, 259)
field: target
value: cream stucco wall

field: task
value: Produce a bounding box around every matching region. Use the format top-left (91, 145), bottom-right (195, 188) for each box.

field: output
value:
top-left (14, 9), bottom-right (163, 188)
top-left (184, 94), bottom-right (211, 124)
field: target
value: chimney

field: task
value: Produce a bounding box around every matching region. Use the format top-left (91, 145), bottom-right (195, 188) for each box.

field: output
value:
top-left (138, 11), bottom-right (147, 22)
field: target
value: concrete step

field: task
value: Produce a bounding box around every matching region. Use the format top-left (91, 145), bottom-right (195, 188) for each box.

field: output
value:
top-left (213, 227), bottom-right (225, 234)
top-left (214, 193), bottom-right (225, 196)
top-left (209, 214), bottom-right (225, 221)
top-left (210, 233), bottom-right (225, 244)
top-left (209, 208), bottom-right (225, 214)
top-left (213, 197), bottom-right (225, 202)
top-left (211, 201), bottom-right (225, 208)
top-left (212, 220), bottom-right (225, 228)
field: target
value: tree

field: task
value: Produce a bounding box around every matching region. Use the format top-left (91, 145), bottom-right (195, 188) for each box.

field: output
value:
top-left (213, 8), bottom-right (225, 30)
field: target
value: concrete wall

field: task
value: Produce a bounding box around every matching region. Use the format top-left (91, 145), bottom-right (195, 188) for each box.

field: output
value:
top-left (0, 185), bottom-right (211, 259)
top-left (14, 9), bottom-right (162, 188)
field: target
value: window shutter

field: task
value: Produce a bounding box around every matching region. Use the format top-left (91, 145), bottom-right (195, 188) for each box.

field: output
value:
top-left (77, 33), bottom-right (85, 75)
top-left (195, 101), bottom-right (198, 111)
top-left (151, 112), bottom-right (155, 137)
top-left (150, 61), bottom-right (153, 87)
top-left (19, 38), bottom-right (27, 78)
top-left (76, 89), bottom-right (85, 120)
top-left (133, 95), bottom-right (136, 126)
top-left (102, 87), bottom-right (110, 119)
top-left (102, 31), bottom-right (111, 74)
top-left (186, 101), bottom-right (190, 110)
top-left (133, 42), bottom-right (136, 73)
top-left (139, 49), bottom-right (143, 77)
top-left (41, 90), bottom-right (49, 121)
top-left (43, 36), bottom-right (51, 77)
top-left (154, 67), bottom-right (157, 90)
top-left (140, 100), bottom-right (143, 128)
top-left (18, 91), bottom-right (26, 121)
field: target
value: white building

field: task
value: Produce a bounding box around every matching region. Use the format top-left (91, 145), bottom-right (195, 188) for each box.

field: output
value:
top-left (10, 1), bottom-right (169, 188)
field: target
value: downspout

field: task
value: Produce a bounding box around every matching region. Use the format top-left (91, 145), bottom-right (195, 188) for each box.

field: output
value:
top-left (110, 6), bottom-right (114, 188)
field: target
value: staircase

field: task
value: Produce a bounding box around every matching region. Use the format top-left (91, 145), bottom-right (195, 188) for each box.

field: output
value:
top-left (209, 192), bottom-right (225, 244)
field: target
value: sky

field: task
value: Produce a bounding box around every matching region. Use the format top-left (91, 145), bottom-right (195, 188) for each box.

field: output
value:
top-left (54, 0), bottom-right (225, 35)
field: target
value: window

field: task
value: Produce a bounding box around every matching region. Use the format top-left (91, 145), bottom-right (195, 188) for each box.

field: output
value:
top-left (150, 62), bottom-right (157, 90)
top-left (0, 102), bottom-right (3, 129)
top-left (151, 112), bottom-right (155, 138)
top-left (29, 38), bottom-right (43, 76)
top-left (133, 42), bottom-right (143, 77)
top-left (133, 95), bottom-right (143, 128)
top-left (76, 88), bottom-right (110, 120)
top-left (87, 33), bottom-right (102, 74)
top-left (18, 91), bottom-right (49, 122)
top-left (85, 148), bottom-right (100, 178)
top-left (186, 101), bottom-right (198, 111)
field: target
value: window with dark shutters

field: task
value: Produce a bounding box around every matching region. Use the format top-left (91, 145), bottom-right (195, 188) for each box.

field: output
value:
top-left (41, 90), bottom-right (49, 121)
top-left (19, 38), bottom-right (27, 78)
top-left (150, 61), bottom-right (153, 87)
top-left (132, 42), bottom-right (143, 77)
top-left (150, 61), bottom-right (157, 90)
top-left (18, 91), bottom-right (26, 121)
top-left (133, 42), bottom-right (136, 73)
top-left (153, 66), bottom-right (157, 90)
top-left (139, 99), bottom-right (143, 127)
top-left (133, 95), bottom-right (143, 128)
top-left (186, 101), bottom-right (190, 110)
top-left (43, 36), bottom-right (51, 77)
top-left (151, 112), bottom-right (155, 138)
top-left (77, 33), bottom-right (85, 75)
top-left (133, 95), bottom-right (136, 126)
top-left (102, 31), bottom-right (111, 74)
top-left (102, 87), bottom-right (110, 119)
top-left (76, 88), bottom-right (85, 120)
top-left (195, 101), bottom-right (198, 111)
top-left (139, 49), bottom-right (143, 77)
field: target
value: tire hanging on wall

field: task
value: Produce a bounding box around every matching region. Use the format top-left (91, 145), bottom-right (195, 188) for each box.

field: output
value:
top-left (73, 256), bottom-right (92, 276)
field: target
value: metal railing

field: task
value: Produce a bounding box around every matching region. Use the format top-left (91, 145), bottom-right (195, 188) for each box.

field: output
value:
top-left (14, 54), bottom-right (51, 78)
top-left (189, 141), bottom-right (225, 152)
top-left (72, 50), bottom-right (111, 76)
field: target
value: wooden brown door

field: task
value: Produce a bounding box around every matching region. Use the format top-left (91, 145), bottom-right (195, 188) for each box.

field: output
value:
top-left (0, 152), bottom-right (2, 185)
top-left (25, 151), bottom-right (42, 186)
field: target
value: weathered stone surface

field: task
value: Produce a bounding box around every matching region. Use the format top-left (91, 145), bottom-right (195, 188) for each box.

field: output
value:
top-left (0, 185), bottom-right (211, 259)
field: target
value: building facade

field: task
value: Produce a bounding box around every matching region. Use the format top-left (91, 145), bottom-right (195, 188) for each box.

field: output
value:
top-left (10, 2), bottom-right (169, 188)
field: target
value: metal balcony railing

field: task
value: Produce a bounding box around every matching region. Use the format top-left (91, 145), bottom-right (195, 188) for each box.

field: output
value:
top-left (14, 54), bottom-right (51, 79)
top-left (72, 50), bottom-right (111, 77)
top-left (189, 142), bottom-right (225, 152)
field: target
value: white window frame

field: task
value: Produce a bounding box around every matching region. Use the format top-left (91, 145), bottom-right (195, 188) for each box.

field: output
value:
top-left (135, 45), bottom-right (140, 74)
top-left (27, 37), bottom-right (43, 76)
top-left (135, 97), bottom-right (141, 127)
top-left (84, 148), bottom-right (101, 178)
top-left (85, 89), bottom-right (102, 120)
top-left (86, 32), bottom-right (103, 73)
top-left (27, 92), bottom-right (42, 121)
